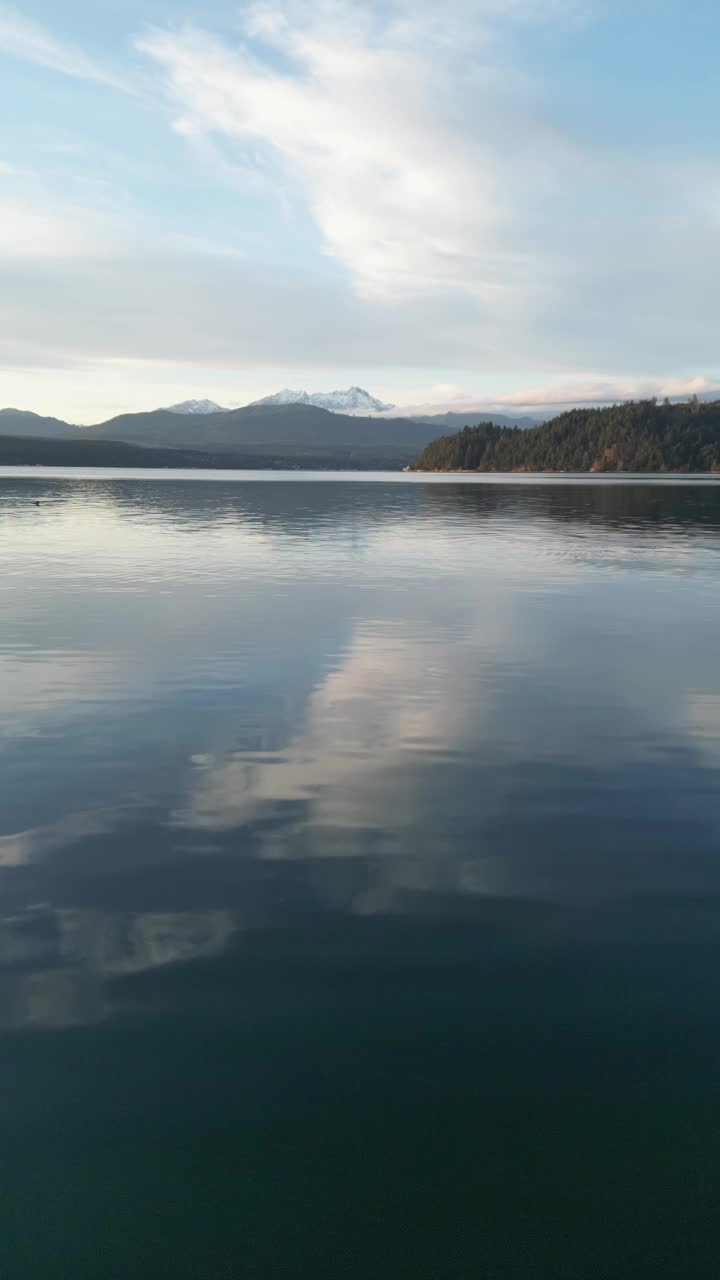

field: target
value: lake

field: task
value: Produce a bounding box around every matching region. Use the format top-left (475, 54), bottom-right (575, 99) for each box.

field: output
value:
top-left (2, 470), bottom-right (720, 1277)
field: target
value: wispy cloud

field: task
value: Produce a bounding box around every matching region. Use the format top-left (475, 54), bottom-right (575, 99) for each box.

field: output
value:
top-left (0, 191), bottom-right (110, 258)
top-left (132, 0), bottom-right (720, 374)
top-left (388, 376), bottom-right (720, 417)
top-left (137, 0), bottom-right (566, 300)
top-left (2, 0), bottom-right (720, 419)
top-left (0, 5), bottom-right (128, 88)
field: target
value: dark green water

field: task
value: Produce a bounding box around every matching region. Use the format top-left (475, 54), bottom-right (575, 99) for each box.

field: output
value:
top-left (2, 472), bottom-right (720, 1278)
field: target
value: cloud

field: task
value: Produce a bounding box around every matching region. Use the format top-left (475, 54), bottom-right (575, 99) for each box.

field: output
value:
top-left (0, 171), bottom-right (505, 381)
top-left (387, 376), bottom-right (720, 418)
top-left (0, 238), bottom-right (474, 375)
top-left (136, 0), bottom-right (573, 301)
top-left (1, 170), bottom-right (719, 412)
top-left (2, 0), bottom-right (720, 412)
top-left (0, 191), bottom-right (110, 260)
top-left (130, 0), bottom-right (720, 382)
top-left (0, 5), bottom-right (128, 89)
top-left (484, 376), bottom-right (720, 410)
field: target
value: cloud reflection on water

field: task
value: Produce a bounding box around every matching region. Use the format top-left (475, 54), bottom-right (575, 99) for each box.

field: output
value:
top-left (2, 476), bottom-right (720, 1026)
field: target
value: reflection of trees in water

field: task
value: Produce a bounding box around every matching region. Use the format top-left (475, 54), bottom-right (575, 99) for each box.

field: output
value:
top-left (0, 477), bottom-right (426, 539)
top-left (2, 475), bottom-right (720, 536)
top-left (421, 481), bottom-right (720, 532)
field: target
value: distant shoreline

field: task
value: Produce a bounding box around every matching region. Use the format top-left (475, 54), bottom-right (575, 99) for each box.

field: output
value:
top-left (407, 466), bottom-right (720, 476)
top-left (4, 465), bottom-right (720, 486)
top-left (0, 436), bottom-right (405, 472)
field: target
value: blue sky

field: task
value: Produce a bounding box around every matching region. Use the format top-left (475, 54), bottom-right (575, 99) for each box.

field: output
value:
top-left (1, 0), bottom-right (719, 421)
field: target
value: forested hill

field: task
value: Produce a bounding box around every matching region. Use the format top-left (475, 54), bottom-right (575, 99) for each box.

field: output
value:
top-left (410, 400), bottom-right (720, 473)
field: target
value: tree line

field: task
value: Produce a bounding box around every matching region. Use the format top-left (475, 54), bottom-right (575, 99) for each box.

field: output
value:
top-left (410, 398), bottom-right (720, 473)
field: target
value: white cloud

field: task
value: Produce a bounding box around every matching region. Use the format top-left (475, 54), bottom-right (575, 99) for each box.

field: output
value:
top-left (2, 0), bottom-right (720, 415)
top-left (0, 192), bottom-right (109, 259)
top-left (137, 0), bottom-right (568, 301)
top-left (0, 168), bottom-right (719, 418)
top-left (0, 168), bottom-right (513, 395)
top-left (131, 0), bottom-right (720, 379)
top-left (387, 376), bottom-right (720, 418)
top-left (0, 5), bottom-right (128, 88)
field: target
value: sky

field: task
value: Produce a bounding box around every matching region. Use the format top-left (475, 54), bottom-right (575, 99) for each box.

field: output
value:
top-left (1, 0), bottom-right (719, 422)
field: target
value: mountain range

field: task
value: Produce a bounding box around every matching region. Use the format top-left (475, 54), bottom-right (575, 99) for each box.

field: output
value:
top-left (249, 386), bottom-right (395, 413)
top-left (0, 394), bottom-right (543, 470)
top-left (4, 393), bottom-right (717, 473)
top-left (0, 402), bottom-right (446, 469)
top-left (161, 387), bottom-right (396, 415)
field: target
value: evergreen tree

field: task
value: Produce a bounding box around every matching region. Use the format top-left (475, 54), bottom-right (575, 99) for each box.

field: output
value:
top-left (410, 400), bottom-right (720, 473)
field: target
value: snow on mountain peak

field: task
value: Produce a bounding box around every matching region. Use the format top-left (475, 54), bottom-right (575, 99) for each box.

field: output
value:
top-left (162, 388), bottom-right (396, 417)
top-left (250, 386), bottom-right (394, 414)
top-left (164, 399), bottom-right (227, 415)
top-left (251, 389), bottom-right (311, 407)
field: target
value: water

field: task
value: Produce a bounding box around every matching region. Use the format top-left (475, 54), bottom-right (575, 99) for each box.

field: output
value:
top-left (2, 471), bottom-right (720, 1277)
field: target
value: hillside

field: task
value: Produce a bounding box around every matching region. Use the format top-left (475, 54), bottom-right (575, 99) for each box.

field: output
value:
top-left (89, 402), bottom-right (442, 463)
top-left (0, 435), bottom-right (263, 469)
top-left (0, 433), bottom-right (419, 471)
top-left (0, 401), bottom-right (447, 469)
top-left (410, 400), bottom-right (720, 473)
top-left (0, 409), bottom-right (79, 438)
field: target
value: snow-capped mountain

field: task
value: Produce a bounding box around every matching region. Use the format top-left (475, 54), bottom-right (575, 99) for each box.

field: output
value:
top-left (163, 399), bottom-right (227, 415)
top-left (250, 386), bottom-right (395, 414)
top-left (250, 388), bottom-right (311, 407)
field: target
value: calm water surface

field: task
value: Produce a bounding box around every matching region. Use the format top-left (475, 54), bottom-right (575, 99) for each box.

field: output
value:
top-left (2, 472), bottom-right (720, 1277)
